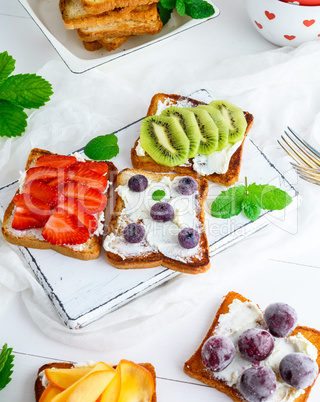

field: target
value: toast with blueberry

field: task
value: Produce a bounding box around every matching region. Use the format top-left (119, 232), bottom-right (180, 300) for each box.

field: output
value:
top-left (131, 93), bottom-right (254, 186)
top-left (104, 168), bottom-right (210, 274)
top-left (1, 148), bottom-right (117, 260)
top-left (184, 291), bottom-right (320, 401)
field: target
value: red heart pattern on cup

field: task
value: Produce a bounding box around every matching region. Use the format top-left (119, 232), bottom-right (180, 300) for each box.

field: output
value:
top-left (265, 11), bottom-right (276, 20)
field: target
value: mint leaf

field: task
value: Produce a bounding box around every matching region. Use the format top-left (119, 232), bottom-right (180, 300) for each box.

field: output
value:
top-left (0, 100), bottom-right (28, 137)
top-left (185, 0), bottom-right (215, 19)
top-left (211, 185), bottom-right (246, 219)
top-left (176, 0), bottom-right (186, 15)
top-left (152, 189), bottom-right (166, 201)
top-left (260, 186), bottom-right (292, 210)
top-left (160, 0), bottom-right (176, 9)
top-left (0, 74), bottom-right (53, 109)
top-left (242, 195), bottom-right (261, 221)
top-left (0, 52), bottom-right (15, 81)
top-left (84, 133), bottom-right (119, 160)
top-left (0, 344), bottom-right (14, 391)
top-left (246, 183), bottom-right (266, 207)
top-left (157, 3), bottom-right (173, 25)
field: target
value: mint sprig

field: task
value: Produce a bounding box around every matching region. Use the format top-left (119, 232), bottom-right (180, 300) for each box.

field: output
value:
top-left (152, 189), bottom-right (166, 201)
top-left (84, 133), bottom-right (119, 160)
top-left (0, 51), bottom-right (53, 138)
top-left (158, 0), bottom-right (215, 24)
top-left (210, 178), bottom-right (292, 221)
top-left (0, 344), bottom-right (14, 391)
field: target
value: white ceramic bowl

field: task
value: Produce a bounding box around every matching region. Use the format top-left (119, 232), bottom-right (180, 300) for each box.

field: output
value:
top-left (245, 0), bottom-right (320, 47)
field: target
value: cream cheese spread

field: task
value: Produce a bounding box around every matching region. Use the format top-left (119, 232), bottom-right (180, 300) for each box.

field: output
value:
top-left (103, 174), bottom-right (204, 262)
top-left (209, 299), bottom-right (317, 402)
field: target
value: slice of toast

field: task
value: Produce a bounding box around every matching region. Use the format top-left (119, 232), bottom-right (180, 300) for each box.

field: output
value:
top-left (80, 0), bottom-right (159, 15)
top-left (104, 168), bottom-right (211, 274)
top-left (77, 3), bottom-right (162, 42)
top-left (82, 35), bottom-right (130, 51)
top-left (184, 291), bottom-right (320, 401)
top-left (131, 93), bottom-right (254, 187)
top-left (35, 361), bottom-right (157, 401)
top-left (59, 0), bottom-right (135, 30)
top-left (1, 148), bottom-right (117, 261)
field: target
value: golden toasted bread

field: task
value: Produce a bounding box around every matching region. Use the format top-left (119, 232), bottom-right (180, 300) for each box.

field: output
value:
top-left (1, 148), bottom-right (117, 261)
top-left (35, 361), bottom-right (157, 401)
top-left (131, 93), bottom-right (254, 187)
top-left (77, 3), bottom-right (162, 42)
top-left (184, 291), bottom-right (320, 401)
top-left (80, 0), bottom-right (159, 15)
top-left (104, 168), bottom-right (210, 274)
top-left (59, 0), bottom-right (135, 30)
top-left (82, 35), bottom-right (130, 51)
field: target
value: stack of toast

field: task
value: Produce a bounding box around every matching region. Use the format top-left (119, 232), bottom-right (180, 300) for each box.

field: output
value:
top-left (59, 0), bottom-right (163, 52)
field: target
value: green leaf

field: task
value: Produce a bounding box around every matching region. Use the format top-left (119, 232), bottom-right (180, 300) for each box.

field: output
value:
top-left (260, 186), bottom-right (292, 210)
top-left (0, 99), bottom-right (28, 137)
top-left (246, 183), bottom-right (267, 207)
top-left (0, 73), bottom-right (53, 109)
top-left (84, 133), bottom-right (119, 160)
top-left (152, 189), bottom-right (166, 201)
top-left (160, 0), bottom-right (176, 9)
top-left (242, 195), bottom-right (261, 221)
top-left (157, 3), bottom-right (173, 25)
top-left (210, 185), bottom-right (246, 219)
top-left (0, 344), bottom-right (14, 391)
top-left (0, 52), bottom-right (15, 81)
top-left (176, 0), bottom-right (186, 15)
top-left (185, 0), bottom-right (215, 19)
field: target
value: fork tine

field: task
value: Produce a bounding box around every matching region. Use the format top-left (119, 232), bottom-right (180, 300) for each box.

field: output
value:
top-left (277, 139), bottom-right (305, 165)
top-left (296, 173), bottom-right (320, 186)
top-left (291, 163), bottom-right (320, 179)
top-left (283, 130), bottom-right (320, 168)
top-left (287, 126), bottom-right (320, 164)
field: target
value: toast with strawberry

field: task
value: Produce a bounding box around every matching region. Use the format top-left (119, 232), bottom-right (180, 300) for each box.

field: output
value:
top-left (1, 148), bottom-right (117, 260)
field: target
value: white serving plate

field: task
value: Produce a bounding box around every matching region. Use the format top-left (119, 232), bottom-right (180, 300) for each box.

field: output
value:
top-left (18, 0), bottom-right (220, 73)
top-left (0, 89), bottom-right (300, 329)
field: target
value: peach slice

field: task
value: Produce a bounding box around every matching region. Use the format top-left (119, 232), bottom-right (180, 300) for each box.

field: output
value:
top-left (99, 367), bottom-right (121, 402)
top-left (51, 370), bottom-right (115, 402)
top-left (39, 384), bottom-right (62, 402)
top-left (117, 360), bottom-right (154, 402)
top-left (45, 367), bottom-right (92, 390)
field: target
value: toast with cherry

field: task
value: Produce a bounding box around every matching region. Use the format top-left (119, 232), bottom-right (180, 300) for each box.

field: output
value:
top-left (1, 148), bottom-right (117, 260)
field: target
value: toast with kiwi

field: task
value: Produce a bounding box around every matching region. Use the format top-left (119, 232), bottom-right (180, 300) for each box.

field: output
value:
top-left (103, 168), bottom-right (210, 274)
top-left (131, 93), bottom-right (254, 186)
top-left (1, 148), bottom-right (117, 261)
top-left (184, 291), bottom-right (320, 402)
top-left (35, 361), bottom-right (157, 401)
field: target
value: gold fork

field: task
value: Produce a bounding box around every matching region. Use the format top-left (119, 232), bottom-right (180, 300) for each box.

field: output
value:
top-left (278, 127), bottom-right (320, 185)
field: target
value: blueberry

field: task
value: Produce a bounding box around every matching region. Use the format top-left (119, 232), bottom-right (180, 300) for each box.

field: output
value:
top-left (128, 174), bottom-right (148, 192)
top-left (123, 223), bottom-right (145, 243)
top-left (201, 335), bottom-right (236, 372)
top-left (178, 176), bottom-right (198, 195)
top-left (178, 228), bottom-right (200, 249)
top-left (280, 353), bottom-right (319, 389)
top-left (239, 366), bottom-right (276, 402)
top-left (150, 202), bottom-right (174, 222)
top-left (238, 328), bottom-right (274, 363)
top-left (264, 302), bottom-right (298, 338)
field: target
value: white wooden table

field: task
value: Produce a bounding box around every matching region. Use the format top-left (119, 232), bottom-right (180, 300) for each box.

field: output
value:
top-left (1, 1), bottom-right (320, 401)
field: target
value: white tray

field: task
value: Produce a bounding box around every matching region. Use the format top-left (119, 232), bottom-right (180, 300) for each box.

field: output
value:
top-left (18, 0), bottom-right (220, 73)
top-left (0, 89), bottom-right (300, 329)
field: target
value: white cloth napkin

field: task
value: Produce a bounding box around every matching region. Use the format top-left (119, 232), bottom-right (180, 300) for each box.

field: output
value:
top-left (1, 41), bottom-right (320, 350)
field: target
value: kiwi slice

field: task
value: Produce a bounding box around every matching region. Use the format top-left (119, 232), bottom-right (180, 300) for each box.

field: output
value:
top-left (161, 106), bottom-right (201, 158)
top-left (196, 105), bottom-right (229, 151)
top-left (140, 115), bottom-right (190, 167)
top-left (185, 108), bottom-right (219, 155)
top-left (209, 100), bottom-right (247, 144)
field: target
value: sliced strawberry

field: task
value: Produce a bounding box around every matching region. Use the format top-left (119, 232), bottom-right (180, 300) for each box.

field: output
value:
top-left (24, 180), bottom-right (65, 208)
top-left (46, 169), bottom-right (68, 189)
top-left (62, 181), bottom-right (107, 214)
top-left (42, 213), bottom-right (89, 245)
top-left (12, 194), bottom-right (50, 229)
top-left (72, 161), bottom-right (109, 176)
top-left (67, 164), bottom-right (108, 192)
top-left (55, 197), bottom-right (99, 235)
top-left (35, 154), bottom-right (77, 169)
top-left (25, 166), bottom-right (58, 184)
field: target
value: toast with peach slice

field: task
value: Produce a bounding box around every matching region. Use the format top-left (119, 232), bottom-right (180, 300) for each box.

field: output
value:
top-left (184, 291), bottom-right (320, 402)
top-left (1, 148), bottom-right (117, 260)
top-left (35, 360), bottom-right (157, 402)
